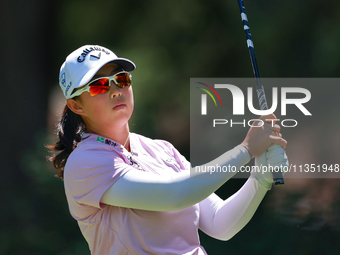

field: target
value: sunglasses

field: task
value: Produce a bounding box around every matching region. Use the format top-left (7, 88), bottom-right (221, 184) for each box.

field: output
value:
top-left (71, 71), bottom-right (132, 98)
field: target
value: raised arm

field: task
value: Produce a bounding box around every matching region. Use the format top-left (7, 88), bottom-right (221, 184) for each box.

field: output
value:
top-left (101, 114), bottom-right (286, 212)
top-left (101, 145), bottom-right (250, 211)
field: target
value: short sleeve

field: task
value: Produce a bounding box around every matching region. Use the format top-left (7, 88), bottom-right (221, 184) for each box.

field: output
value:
top-left (64, 147), bottom-right (134, 211)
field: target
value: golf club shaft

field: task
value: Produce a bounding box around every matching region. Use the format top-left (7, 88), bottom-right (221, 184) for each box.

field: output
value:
top-left (237, 0), bottom-right (284, 186)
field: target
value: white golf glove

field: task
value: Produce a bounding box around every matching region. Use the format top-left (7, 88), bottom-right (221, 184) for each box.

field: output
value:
top-left (253, 144), bottom-right (289, 190)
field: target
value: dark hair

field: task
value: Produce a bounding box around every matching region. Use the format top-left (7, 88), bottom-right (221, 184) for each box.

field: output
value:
top-left (47, 104), bottom-right (86, 179)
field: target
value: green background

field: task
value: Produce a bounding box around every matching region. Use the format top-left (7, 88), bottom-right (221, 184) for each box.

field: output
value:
top-left (1, 0), bottom-right (339, 254)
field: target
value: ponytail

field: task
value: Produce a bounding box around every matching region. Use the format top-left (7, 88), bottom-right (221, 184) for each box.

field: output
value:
top-left (47, 105), bottom-right (86, 179)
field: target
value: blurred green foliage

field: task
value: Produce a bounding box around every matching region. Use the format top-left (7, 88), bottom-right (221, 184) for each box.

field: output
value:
top-left (1, 0), bottom-right (340, 254)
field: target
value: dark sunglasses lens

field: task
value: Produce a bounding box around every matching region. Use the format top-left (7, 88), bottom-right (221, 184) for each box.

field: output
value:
top-left (115, 73), bottom-right (131, 88)
top-left (89, 78), bottom-right (110, 96)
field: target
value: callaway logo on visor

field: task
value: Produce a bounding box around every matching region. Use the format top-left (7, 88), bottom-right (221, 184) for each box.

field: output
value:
top-left (77, 47), bottom-right (110, 63)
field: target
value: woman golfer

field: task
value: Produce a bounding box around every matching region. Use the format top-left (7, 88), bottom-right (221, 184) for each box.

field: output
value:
top-left (49, 45), bottom-right (287, 255)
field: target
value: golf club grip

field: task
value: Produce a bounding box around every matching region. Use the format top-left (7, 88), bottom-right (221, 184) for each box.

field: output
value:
top-left (237, 0), bottom-right (284, 186)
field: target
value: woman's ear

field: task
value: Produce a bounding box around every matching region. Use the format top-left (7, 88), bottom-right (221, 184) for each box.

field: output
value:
top-left (67, 99), bottom-right (86, 116)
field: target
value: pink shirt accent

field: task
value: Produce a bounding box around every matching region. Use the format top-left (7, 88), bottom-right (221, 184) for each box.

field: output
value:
top-left (64, 133), bottom-right (208, 255)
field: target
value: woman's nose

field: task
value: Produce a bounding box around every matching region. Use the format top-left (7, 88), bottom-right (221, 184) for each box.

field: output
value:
top-left (109, 81), bottom-right (122, 98)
